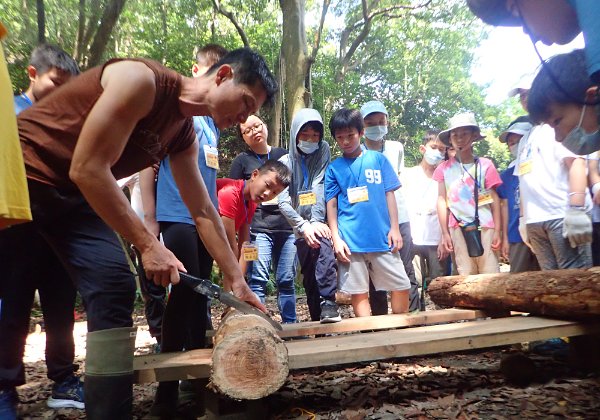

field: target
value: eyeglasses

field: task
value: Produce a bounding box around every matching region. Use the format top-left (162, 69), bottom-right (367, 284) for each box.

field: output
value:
top-left (242, 122), bottom-right (263, 136)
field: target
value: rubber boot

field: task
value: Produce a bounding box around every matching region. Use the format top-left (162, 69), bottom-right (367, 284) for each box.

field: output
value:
top-left (84, 327), bottom-right (137, 420)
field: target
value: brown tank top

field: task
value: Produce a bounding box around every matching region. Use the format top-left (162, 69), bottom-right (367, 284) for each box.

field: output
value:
top-left (18, 58), bottom-right (195, 190)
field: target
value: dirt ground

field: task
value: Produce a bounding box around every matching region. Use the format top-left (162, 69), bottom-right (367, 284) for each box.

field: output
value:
top-left (17, 296), bottom-right (600, 419)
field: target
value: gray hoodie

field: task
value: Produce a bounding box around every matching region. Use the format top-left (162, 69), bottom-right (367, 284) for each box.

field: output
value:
top-left (278, 108), bottom-right (330, 237)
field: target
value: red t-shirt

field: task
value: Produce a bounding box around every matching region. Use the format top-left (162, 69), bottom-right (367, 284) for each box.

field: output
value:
top-left (217, 179), bottom-right (257, 231)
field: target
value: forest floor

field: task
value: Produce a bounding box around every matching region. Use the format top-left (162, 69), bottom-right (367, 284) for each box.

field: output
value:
top-left (16, 295), bottom-right (600, 419)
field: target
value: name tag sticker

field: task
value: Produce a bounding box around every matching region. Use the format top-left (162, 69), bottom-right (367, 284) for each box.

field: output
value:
top-left (478, 191), bottom-right (493, 206)
top-left (203, 145), bottom-right (219, 169)
top-left (347, 186), bottom-right (369, 204)
top-left (518, 160), bottom-right (532, 175)
top-left (298, 190), bottom-right (317, 206)
top-left (242, 242), bottom-right (258, 261)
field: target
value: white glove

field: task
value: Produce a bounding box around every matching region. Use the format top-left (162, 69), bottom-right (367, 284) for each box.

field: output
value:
top-left (562, 207), bottom-right (592, 248)
top-left (518, 216), bottom-right (532, 249)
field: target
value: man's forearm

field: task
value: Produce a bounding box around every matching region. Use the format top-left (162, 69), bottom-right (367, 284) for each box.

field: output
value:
top-left (171, 145), bottom-right (243, 281)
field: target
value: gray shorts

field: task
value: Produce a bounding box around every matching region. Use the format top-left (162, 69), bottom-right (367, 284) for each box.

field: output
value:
top-left (338, 251), bottom-right (411, 294)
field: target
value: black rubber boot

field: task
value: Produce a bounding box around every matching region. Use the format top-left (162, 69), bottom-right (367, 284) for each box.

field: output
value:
top-left (84, 327), bottom-right (137, 419)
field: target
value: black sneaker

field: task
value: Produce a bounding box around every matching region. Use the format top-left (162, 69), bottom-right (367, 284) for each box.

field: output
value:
top-left (320, 300), bottom-right (342, 323)
top-left (47, 375), bottom-right (85, 409)
top-left (0, 388), bottom-right (18, 420)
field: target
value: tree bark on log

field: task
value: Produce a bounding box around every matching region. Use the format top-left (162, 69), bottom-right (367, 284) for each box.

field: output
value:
top-left (428, 267), bottom-right (600, 319)
top-left (210, 310), bottom-right (289, 400)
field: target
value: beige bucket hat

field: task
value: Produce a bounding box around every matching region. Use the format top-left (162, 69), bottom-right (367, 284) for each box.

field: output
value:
top-left (438, 112), bottom-right (485, 145)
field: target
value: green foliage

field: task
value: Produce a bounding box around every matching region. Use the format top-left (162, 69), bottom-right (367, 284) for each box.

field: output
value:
top-left (4, 0), bottom-right (516, 167)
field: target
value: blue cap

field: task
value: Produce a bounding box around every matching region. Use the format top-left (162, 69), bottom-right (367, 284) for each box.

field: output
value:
top-left (360, 100), bottom-right (388, 118)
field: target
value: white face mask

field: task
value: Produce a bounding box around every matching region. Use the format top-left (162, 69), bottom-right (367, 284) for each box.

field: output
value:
top-left (297, 140), bottom-right (319, 154)
top-left (364, 125), bottom-right (388, 141)
top-left (562, 105), bottom-right (600, 155)
top-left (509, 143), bottom-right (519, 158)
top-left (423, 147), bottom-right (444, 166)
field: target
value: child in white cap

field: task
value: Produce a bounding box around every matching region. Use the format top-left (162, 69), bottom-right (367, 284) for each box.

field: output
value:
top-left (496, 116), bottom-right (540, 273)
top-left (359, 100), bottom-right (421, 312)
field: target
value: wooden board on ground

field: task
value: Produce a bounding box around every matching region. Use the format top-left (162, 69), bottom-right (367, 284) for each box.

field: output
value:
top-left (134, 312), bottom-right (600, 383)
top-left (134, 348), bottom-right (212, 383)
top-left (135, 309), bottom-right (485, 383)
top-left (277, 308), bottom-right (487, 338)
top-left (286, 316), bottom-right (600, 369)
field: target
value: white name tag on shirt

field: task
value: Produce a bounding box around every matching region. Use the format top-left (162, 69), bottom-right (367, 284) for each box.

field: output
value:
top-left (203, 144), bottom-right (219, 169)
top-left (347, 186), bottom-right (369, 204)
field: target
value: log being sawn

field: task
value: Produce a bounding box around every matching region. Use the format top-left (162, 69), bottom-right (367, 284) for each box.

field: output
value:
top-left (210, 310), bottom-right (289, 400)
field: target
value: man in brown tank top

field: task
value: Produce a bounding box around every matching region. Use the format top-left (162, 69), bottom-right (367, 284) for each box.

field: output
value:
top-left (0, 48), bottom-right (277, 419)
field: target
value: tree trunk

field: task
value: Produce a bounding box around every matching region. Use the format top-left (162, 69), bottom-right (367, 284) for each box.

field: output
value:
top-left (210, 310), bottom-right (289, 400)
top-left (280, 0), bottom-right (309, 128)
top-left (73, 0), bottom-right (86, 61)
top-left (269, 53), bottom-right (283, 148)
top-left (427, 268), bottom-right (600, 319)
top-left (36, 0), bottom-right (45, 44)
top-left (88, 0), bottom-right (127, 68)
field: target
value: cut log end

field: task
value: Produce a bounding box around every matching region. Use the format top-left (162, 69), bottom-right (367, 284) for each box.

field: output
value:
top-left (211, 314), bottom-right (289, 400)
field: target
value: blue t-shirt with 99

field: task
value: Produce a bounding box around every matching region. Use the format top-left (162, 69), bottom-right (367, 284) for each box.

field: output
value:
top-left (325, 150), bottom-right (400, 253)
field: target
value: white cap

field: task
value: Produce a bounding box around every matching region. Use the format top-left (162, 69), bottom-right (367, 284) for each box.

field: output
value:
top-left (499, 121), bottom-right (533, 143)
top-left (507, 73), bottom-right (535, 97)
top-left (360, 100), bottom-right (388, 118)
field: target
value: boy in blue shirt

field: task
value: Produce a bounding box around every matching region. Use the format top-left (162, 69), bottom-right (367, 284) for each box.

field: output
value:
top-left (325, 108), bottom-right (410, 317)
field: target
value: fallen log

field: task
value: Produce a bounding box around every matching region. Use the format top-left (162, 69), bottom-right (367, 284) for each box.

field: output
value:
top-left (428, 267), bottom-right (600, 319)
top-left (210, 310), bottom-right (289, 400)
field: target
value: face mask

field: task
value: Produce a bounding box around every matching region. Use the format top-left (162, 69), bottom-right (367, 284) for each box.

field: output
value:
top-left (423, 147), bottom-right (444, 166)
top-left (297, 140), bottom-right (319, 154)
top-left (562, 105), bottom-right (600, 155)
top-left (364, 125), bottom-right (388, 141)
top-left (509, 144), bottom-right (519, 158)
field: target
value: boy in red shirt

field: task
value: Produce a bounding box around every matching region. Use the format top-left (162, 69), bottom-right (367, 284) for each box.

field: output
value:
top-left (218, 159), bottom-right (291, 264)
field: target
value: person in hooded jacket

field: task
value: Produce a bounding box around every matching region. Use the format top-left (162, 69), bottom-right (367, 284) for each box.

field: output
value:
top-left (278, 108), bottom-right (341, 323)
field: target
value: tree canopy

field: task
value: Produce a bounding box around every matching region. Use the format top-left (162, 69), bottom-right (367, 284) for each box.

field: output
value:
top-left (3, 0), bottom-right (519, 172)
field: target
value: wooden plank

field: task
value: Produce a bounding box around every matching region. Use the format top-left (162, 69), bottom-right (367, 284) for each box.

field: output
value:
top-left (286, 316), bottom-right (600, 369)
top-left (277, 308), bottom-right (488, 338)
top-left (134, 309), bottom-right (485, 383)
top-left (134, 315), bottom-right (600, 383)
top-left (134, 348), bottom-right (212, 383)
